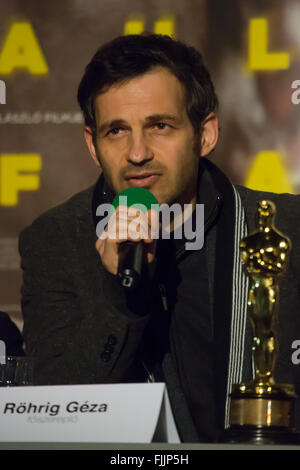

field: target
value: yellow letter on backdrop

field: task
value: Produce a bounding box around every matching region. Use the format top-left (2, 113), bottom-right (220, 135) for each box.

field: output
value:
top-left (0, 23), bottom-right (48, 74)
top-left (124, 16), bottom-right (144, 35)
top-left (154, 17), bottom-right (175, 37)
top-left (249, 18), bottom-right (289, 70)
top-left (0, 154), bottom-right (41, 206)
top-left (245, 151), bottom-right (292, 194)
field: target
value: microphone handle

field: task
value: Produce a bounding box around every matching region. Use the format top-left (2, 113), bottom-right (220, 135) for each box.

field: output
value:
top-left (117, 240), bottom-right (144, 289)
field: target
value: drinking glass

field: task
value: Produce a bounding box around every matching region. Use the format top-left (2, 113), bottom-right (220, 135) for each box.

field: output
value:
top-left (0, 356), bottom-right (34, 386)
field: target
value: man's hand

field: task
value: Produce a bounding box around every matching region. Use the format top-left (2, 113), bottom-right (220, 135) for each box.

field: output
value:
top-left (95, 206), bottom-right (159, 275)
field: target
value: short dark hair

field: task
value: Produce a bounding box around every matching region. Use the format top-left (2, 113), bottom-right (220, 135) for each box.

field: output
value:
top-left (77, 33), bottom-right (218, 136)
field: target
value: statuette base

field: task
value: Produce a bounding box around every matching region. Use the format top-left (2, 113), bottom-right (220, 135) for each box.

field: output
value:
top-left (224, 387), bottom-right (300, 444)
top-left (223, 426), bottom-right (300, 445)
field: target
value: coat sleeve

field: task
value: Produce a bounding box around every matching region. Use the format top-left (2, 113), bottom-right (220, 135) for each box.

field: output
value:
top-left (19, 214), bottom-right (152, 385)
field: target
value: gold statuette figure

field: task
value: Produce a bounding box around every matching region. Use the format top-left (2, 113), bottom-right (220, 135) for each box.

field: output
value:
top-left (226, 200), bottom-right (299, 444)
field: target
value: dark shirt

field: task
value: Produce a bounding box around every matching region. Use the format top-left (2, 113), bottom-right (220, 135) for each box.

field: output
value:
top-left (153, 168), bottom-right (221, 442)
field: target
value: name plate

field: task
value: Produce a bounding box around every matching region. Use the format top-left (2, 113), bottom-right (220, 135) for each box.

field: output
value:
top-left (0, 382), bottom-right (180, 443)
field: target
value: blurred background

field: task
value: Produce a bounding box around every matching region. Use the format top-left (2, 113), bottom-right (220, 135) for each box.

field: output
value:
top-left (1, 0), bottom-right (300, 331)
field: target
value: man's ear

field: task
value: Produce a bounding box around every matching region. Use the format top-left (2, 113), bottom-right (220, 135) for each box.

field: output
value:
top-left (199, 113), bottom-right (219, 157)
top-left (84, 126), bottom-right (102, 168)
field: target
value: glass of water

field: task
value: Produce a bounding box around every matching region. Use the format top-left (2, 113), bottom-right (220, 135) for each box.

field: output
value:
top-left (0, 356), bottom-right (34, 386)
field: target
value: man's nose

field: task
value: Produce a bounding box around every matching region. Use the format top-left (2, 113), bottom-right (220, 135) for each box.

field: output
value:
top-left (126, 133), bottom-right (154, 164)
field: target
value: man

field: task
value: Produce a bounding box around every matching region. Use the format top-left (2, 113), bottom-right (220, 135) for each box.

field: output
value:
top-left (19, 34), bottom-right (300, 442)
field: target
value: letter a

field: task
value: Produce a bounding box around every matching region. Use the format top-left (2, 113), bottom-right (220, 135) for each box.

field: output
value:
top-left (0, 22), bottom-right (48, 74)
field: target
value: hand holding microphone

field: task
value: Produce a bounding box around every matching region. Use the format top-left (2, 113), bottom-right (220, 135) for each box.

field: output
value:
top-left (95, 188), bottom-right (159, 289)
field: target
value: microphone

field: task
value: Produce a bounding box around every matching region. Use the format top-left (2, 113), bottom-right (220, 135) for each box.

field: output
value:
top-left (112, 187), bottom-right (159, 289)
top-left (117, 240), bottom-right (144, 289)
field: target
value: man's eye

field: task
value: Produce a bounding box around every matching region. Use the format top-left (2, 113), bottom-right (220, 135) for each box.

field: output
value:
top-left (107, 127), bottom-right (122, 135)
top-left (154, 122), bottom-right (170, 131)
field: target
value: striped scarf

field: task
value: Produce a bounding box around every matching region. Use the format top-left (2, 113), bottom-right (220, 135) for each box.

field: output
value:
top-left (224, 186), bottom-right (253, 428)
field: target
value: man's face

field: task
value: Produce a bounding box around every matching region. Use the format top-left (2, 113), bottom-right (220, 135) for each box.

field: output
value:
top-left (87, 67), bottom-right (202, 206)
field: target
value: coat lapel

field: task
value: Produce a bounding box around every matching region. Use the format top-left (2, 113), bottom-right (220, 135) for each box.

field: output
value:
top-left (203, 160), bottom-right (237, 435)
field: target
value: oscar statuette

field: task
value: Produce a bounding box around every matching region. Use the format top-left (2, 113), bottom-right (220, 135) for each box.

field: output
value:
top-left (225, 200), bottom-right (300, 444)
